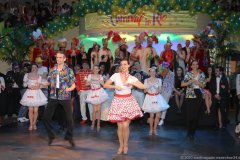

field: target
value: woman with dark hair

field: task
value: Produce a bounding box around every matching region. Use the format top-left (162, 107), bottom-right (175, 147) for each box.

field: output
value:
top-left (20, 64), bottom-right (47, 130)
top-left (174, 66), bottom-right (185, 113)
top-left (99, 62), bottom-right (109, 82)
top-left (104, 59), bottom-right (145, 154)
top-left (85, 65), bottom-right (108, 131)
top-left (204, 66), bottom-right (216, 114)
top-left (142, 66), bottom-right (169, 135)
top-left (181, 60), bottom-right (206, 140)
top-left (109, 64), bottom-right (120, 77)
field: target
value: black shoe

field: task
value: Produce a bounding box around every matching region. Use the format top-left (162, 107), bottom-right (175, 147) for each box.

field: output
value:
top-left (68, 139), bottom-right (76, 148)
top-left (48, 138), bottom-right (54, 146)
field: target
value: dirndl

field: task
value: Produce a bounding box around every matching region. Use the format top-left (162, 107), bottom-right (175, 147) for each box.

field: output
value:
top-left (142, 93), bottom-right (170, 113)
top-left (20, 89), bottom-right (48, 107)
top-left (85, 88), bottom-right (109, 105)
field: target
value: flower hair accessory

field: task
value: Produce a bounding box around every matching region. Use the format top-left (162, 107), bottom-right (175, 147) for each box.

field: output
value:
top-left (162, 61), bottom-right (170, 68)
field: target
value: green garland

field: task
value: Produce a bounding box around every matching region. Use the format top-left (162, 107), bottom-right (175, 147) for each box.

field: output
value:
top-left (0, 0), bottom-right (240, 64)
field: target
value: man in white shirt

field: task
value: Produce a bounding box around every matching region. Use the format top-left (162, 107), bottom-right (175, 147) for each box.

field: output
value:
top-left (214, 67), bottom-right (229, 129)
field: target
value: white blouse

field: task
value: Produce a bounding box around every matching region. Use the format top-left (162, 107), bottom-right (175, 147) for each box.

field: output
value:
top-left (144, 78), bottom-right (162, 94)
top-left (23, 73), bottom-right (42, 88)
top-left (87, 74), bottom-right (103, 89)
top-left (110, 73), bottom-right (138, 95)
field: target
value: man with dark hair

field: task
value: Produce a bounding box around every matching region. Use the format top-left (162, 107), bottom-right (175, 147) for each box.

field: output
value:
top-left (214, 66), bottom-right (229, 129)
top-left (75, 60), bottom-right (92, 124)
top-left (43, 51), bottom-right (76, 147)
top-left (5, 63), bottom-right (22, 119)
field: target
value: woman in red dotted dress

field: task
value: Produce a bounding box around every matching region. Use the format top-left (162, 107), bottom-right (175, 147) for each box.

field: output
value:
top-left (104, 59), bottom-right (146, 155)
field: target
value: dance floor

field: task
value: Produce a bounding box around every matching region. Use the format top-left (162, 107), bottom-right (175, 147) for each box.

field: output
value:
top-left (0, 120), bottom-right (239, 160)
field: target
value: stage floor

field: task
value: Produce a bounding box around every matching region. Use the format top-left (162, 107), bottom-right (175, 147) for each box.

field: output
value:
top-left (0, 121), bottom-right (240, 160)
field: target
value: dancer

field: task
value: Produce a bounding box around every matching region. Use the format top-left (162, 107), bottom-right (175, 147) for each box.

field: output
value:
top-left (43, 51), bottom-right (76, 147)
top-left (142, 67), bottom-right (169, 135)
top-left (104, 59), bottom-right (145, 155)
top-left (90, 43), bottom-right (100, 69)
top-left (130, 32), bottom-right (147, 67)
top-left (66, 37), bottom-right (80, 67)
top-left (99, 35), bottom-right (112, 73)
top-left (111, 32), bottom-right (130, 64)
top-left (20, 64), bottom-right (47, 130)
top-left (142, 34), bottom-right (158, 73)
top-left (181, 60), bottom-right (205, 140)
top-left (85, 65), bottom-right (108, 131)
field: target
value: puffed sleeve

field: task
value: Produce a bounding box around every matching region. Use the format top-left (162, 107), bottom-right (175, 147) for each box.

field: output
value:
top-left (110, 73), bottom-right (117, 82)
top-left (23, 73), bottom-right (29, 87)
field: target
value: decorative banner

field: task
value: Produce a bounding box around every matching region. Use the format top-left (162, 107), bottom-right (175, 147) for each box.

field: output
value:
top-left (85, 11), bottom-right (197, 30)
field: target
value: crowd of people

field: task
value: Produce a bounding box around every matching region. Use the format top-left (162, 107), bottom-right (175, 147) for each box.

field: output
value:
top-left (0, 0), bottom-right (75, 28)
top-left (0, 30), bottom-right (240, 153)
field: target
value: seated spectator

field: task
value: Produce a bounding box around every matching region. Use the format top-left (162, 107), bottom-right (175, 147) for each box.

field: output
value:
top-left (174, 67), bottom-right (185, 113)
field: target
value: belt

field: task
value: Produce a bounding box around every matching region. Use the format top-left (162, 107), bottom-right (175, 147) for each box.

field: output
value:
top-left (147, 92), bottom-right (160, 96)
top-left (91, 88), bottom-right (101, 91)
top-left (115, 93), bottom-right (131, 98)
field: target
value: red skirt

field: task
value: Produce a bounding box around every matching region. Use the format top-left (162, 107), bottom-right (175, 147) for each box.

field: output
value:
top-left (107, 94), bottom-right (143, 122)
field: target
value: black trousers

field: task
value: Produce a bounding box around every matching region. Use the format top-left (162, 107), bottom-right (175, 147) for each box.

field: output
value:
top-left (236, 96), bottom-right (240, 124)
top-left (44, 99), bottom-right (74, 140)
top-left (6, 88), bottom-right (21, 115)
top-left (186, 89), bottom-right (203, 136)
top-left (212, 95), bottom-right (228, 127)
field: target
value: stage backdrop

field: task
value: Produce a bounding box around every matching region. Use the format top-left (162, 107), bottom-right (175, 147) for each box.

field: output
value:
top-left (78, 33), bottom-right (193, 55)
top-left (76, 11), bottom-right (210, 57)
